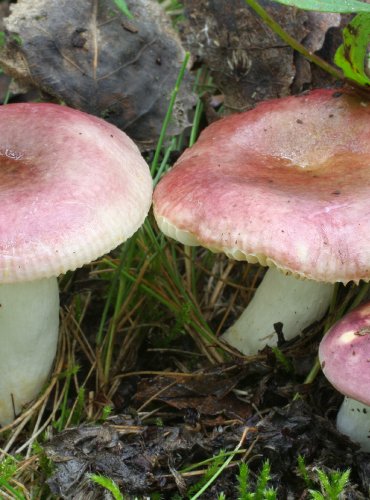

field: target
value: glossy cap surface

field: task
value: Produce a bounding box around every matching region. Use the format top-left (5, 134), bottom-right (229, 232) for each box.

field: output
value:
top-left (0, 103), bottom-right (152, 282)
top-left (153, 90), bottom-right (370, 283)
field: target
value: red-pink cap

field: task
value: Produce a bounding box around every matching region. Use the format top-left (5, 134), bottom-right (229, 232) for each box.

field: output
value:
top-left (153, 89), bottom-right (370, 283)
top-left (319, 302), bottom-right (370, 405)
top-left (0, 103), bottom-right (152, 282)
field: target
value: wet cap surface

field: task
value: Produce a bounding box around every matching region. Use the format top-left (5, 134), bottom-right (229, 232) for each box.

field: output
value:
top-left (319, 302), bottom-right (370, 405)
top-left (153, 89), bottom-right (370, 283)
top-left (0, 103), bottom-right (152, 282)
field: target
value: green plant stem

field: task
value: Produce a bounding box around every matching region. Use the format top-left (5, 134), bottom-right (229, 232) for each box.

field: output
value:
top-left (184, 244), bottom-right (193, 291)
top-left (294, 284), bottom-right (339, 397)
top-left (0, 479), bottom-right (25, 500)
top-left (321, 282), bottom-right (340, 333)
top-left (152, 137), bottom-right (177, 185)
top-left (150, 52), bottom-right (190, 176)
top-left (113, 0), bottom-right (133, 19)
top-left (102, 234), bottom-right (142, 380)
top-left (96, 244), bottom-right (130, 346)
top-left (2, 79), bottom-right (12, 105)
top-left (104, 273), bottom-right (126, 381)
top-left (272, 0), bottom-right (370, 13)
top-left (243, 0), bottom-right (344, 80)
top-left (180, 449), bottom-right (247, 473)
top-left (347, 281), bottom-right (370, 312)
top-left (189, 98), bottom-right (204, 147)
top-left (189, 437), bottom-right (246, 500)
top-left (56, 366), bottom-right (79, 431)
top-left (302, 356), bottom-right (321, 387)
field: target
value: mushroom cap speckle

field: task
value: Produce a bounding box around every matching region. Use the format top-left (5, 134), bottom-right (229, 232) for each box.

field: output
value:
top-left (319, 302), bottom-right (370, 405)
top-left (0, 103), bottom-right (152, 282)
top-left (153, 89), bottom-right (370, 283)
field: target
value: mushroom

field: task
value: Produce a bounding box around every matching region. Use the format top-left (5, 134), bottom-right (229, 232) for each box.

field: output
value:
top-left (319, 302), bottom-right (370, 451)
top-left (153, 89), bottom-right (370, 355)
top-left (0, 103), bottom-right (152, 424)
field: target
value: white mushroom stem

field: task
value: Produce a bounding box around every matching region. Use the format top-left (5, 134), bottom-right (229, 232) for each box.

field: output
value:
top-left (0, 278), bottom-right (59, 425)
top-left (337, 397), bottom-right (370, 452)
top-left (222, 267), bottom-right (333, 355)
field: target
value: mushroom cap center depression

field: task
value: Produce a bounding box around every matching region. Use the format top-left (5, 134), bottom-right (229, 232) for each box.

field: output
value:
top-left (0, 147), bottom-right (57, 192)
top-left (0, 144), bottom-right (112, 266)
top-left (0, 103), bottom-right (152, 283)
top-left (0, 146), bottom-right (94, 245)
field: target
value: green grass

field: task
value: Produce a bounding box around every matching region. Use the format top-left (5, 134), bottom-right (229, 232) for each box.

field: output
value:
top-left (89, 473), bottom-right (124, 499)
top-left (0, 2), bottom-right (368, 498)
top-left (0, 48), bottom-right (230, 497)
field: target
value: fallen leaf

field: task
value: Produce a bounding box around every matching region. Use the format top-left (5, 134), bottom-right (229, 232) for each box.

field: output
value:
top-left (44, 420), bottom-right (245, 497)
top-left (134, 366), bottom-right (252, 419)
top-left (0, 0), bottom-right (194, 149)
top-left (182, 0), bottom-right (340, 111)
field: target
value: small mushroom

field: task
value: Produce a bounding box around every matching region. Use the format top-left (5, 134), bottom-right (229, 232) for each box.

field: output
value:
top-left (153, 89), bottom-right (370, 354)
top-left (0, 103), bottom-right (152, 424)
top-left (319, 302), bottom-right (370, 451)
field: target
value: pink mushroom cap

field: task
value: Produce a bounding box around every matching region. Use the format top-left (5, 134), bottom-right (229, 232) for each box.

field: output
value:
top-left (0, 103), bottom-right (152, 282)
top-left (319, 302), bottom-right (370, 405)
top-left (153, 89), bottom-right (370, 283)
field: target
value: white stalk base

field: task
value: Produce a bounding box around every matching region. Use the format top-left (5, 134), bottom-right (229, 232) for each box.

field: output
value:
top-left (0, 278), bottom-right (59, 425)
top-left (337, 397), bottom-right (370, 452)
top-left (222, 267), bottom-right (333, 355)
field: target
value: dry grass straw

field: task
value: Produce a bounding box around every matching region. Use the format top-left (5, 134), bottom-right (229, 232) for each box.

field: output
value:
top-left (0, 36), bottom-right (265, 498)
top-left (0, 212), bottom-right (263, 496)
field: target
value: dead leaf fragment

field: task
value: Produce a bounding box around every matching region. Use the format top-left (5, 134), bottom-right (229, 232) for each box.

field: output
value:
top-left (44, 421), bottom-right (246, 498)
top-left (0, 0), bottom-right (194, 149)
top-left (135, 366), bottom-right (252, 419)
top-left (181, 0), bottom-right (340, 112)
